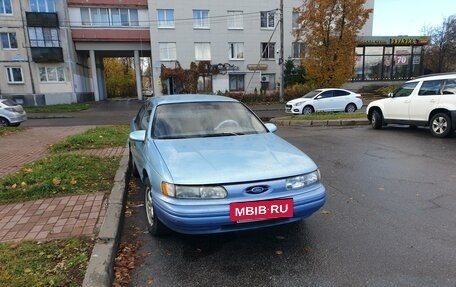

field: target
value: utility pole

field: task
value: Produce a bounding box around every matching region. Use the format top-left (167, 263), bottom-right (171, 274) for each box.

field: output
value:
top-left (279, 0), bottom-right (284, 102)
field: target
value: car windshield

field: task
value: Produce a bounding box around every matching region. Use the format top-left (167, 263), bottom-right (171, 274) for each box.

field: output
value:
top-left (392, 82), bottom-right (418, 97)
top-left (1, 99), bottom-right (18, 106)
top-left (152, 101), bottom-right (268, 139)
top-left (302, 90), bottom-right (321, 99)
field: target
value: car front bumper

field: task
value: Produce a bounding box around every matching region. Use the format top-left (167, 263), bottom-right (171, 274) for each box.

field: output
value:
top-left (153, 183), bottom-right (326, 234)
top-left (7, 113), bottom-right (27, 124)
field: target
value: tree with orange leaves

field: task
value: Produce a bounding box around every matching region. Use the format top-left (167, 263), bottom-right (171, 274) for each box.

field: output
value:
top-left (294, 0), bottom-right (372, 87)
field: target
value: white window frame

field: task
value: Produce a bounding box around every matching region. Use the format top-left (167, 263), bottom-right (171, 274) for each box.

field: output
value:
top-left (260, 11), bottom-right (275, 28)
top-left (193, 10), bottom-right (209, 29)
top-left (29, 0), bottom-right (55, 12)
top-left (80, 8), bottom-right (139, 27)
top-left (159, 42), bottom-right (177, 61)
top-left (292, 12), bottom-right (300, 29)
top-left (0, 32), bottom-right (17, 50)
top-left (229, 42), bottom-right (244, 60)
top-left (195, 42), bottom-right (211, 61)
top-left (157, 9), bottom-right (174, 28)
top-left (28, 27), bottom-right (59, 47)
top-left (227, 10), bottom-right (243, 30)
top-left (39, 66), bottom-right (65, 82)
top-left (229, 74), bottom-right (245, 91)
top-left (6, 67), bottom-right (24, 83)
top-left (0, 0), bottom-right (12, 15)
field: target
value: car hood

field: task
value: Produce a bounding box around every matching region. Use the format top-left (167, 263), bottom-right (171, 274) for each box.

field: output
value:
top-left (287, 98), bottom-right (311, 105)
top-left (154, 133), bottom-right (318, 184)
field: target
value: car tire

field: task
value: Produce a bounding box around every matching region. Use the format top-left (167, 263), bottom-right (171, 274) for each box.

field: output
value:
top-left (371, 110), bottom-right (383, 129)
top-left (144, 180), bottom-right (169, 236)
top-left (0, 117), bottom-right (10, 127)
top-left (345, 103), bottom-right (357, 113)
top-left (302, 105), bottom-right (314, 115)
top-left (430, 113), bottom-right (453, 138)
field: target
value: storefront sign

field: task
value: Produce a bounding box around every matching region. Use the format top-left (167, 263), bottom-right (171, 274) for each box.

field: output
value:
top-left (358, 36), bottom-right (430, 46)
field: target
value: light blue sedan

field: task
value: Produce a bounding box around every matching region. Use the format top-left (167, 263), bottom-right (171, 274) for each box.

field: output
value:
top-left (129, 94), bottom-right (326, 235)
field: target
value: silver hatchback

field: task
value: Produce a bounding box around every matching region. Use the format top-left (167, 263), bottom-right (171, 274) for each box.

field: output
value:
top-left (0, 99), bottom-right (27, 127)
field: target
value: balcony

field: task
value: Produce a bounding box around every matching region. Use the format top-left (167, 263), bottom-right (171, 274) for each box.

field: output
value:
top-left (26, 12), bottom-right (59, 28)
top-left (31, 47), bottom-right (64, 62)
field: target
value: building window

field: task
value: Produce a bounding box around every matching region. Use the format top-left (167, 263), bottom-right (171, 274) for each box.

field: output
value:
top-left (28, 27), bottom-right (59, 47)
top-left (197, 75), bottom-right (212, 93)
top-left (229, 42), bottom-right (244, 60)
top-left (227, 10), bottom-right (243, 29)
top-left (157, 9), bottom-right (174, 28)
top-left (0, 0), bottom-right (12, 15)
top-left (39, 66), bottom-right (65, 82)
top-left (193, 10), bottom-right (209, 29)
top-left (80, 8), bottom-right (139, 26)
top-left (30, 0), bottom-right (55, 12)
top-left (292, 42), bottom-right (305, 58)
top-left (260, 11), bottom-right (275, 28)
top-left (159, 42), bottom-right (177, 61)
top-left (229, 74), bottom-right (244, 91)
top-left (0, 32), bottom-right (17, 49)
top-left (195, 43), bottom-right (211, 61)
top-left (292, 12), bottom-right (299, 29)
top-left (6, 67), bottom-right (23, 83)
top-left (261, 42), bottom-right (275, 59)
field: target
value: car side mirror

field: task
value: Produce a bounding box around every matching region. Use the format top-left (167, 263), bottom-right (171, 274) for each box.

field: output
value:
top-left (388, 92), bottom-right (393, 98)
top-left (265, 123), bottom-right (277, 133)
top-left (129, 130), bottom-right (146, 142)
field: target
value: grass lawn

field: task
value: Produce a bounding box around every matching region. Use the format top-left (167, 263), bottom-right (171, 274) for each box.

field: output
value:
top-left (0, 125), bottom-right (130, 286)
top-left (24, 103), bottom-right (90, 113)
top-left (0, 237), bottom-right (93, 287)
top-left (287, 112), bottom-right (366, 120)
top-left (0, 127), bottom-right (23, 137)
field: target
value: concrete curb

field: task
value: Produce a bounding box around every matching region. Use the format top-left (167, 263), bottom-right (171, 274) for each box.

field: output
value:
top-left (82, 143), bottom-right (130, 287)
top-left (271, 118), bottom-right (370, 127)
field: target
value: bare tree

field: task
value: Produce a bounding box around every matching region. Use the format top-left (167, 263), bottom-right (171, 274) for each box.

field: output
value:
top-left (424, 15), bottom-right (456, 73)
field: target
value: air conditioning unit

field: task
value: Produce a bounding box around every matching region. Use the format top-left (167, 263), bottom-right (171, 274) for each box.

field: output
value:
top-left (261, 75), bottom-right (270, 82)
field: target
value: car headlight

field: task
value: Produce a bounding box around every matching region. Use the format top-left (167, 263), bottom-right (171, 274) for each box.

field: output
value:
top-left (161, 182), bottom-right (227, 199)
top-left (286, 170), bottom-right (321, 190)
top-left (294, 102), bottom-right (304, 107)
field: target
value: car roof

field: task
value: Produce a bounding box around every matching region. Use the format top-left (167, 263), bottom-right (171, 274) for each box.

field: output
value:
top-left (316, 88), bottom-right (351, 92)
top-left (408, 72), bottom-right (456, 82)
top-left (147, 94), bottom-right (239, 105)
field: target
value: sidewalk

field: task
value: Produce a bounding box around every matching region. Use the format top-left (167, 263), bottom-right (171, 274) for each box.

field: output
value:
top-left (0, 126), bottom-right (124, 243)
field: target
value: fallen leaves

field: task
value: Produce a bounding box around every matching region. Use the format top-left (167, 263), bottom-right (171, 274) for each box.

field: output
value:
top-left (113, 242), bottom-right (141, 287)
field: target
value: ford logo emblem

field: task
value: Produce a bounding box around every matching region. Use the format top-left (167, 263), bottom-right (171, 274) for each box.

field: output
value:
top-left (246, 185), bottom-right (269, 194)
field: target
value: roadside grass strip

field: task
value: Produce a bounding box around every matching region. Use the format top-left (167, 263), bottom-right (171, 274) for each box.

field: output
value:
top-left (0, 127), bottom-right (23, 137)
top-left (0, 154), bottom-right (120, 204)
top-left (24, 103), bottom-right (90, 113)
top-left (0, 237), bottom-right (93, 287)
top-left (50, 125), bottom-right (129, 152)
top-left (289, 112), bottom-right (366, 120)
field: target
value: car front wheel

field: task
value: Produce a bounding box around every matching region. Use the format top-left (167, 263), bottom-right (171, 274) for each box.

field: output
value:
top-left (371, 110), bottom-right (383, 129)
top-left (430, 113), bottom-right (453, 137)
top-left (0, 117), bottom-right (10, 127)
top-left (302, 105), bottom-right (314, 115)
top-left (144, 181), bottom-right (169, 236)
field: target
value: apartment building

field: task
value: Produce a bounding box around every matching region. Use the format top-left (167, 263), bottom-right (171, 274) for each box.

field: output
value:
top-left (1, 0), bottom-right (374, 105)
top-left (148, 0), bottom-right (374, 96)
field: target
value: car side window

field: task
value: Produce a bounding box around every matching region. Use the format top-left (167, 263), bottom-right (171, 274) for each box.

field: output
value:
top-left (333, 90), bottom-right (350, 97)
top-left (442, 79), bottom-right (456, 95)
top-left (318, 91), bottom-right (334, 99)
top-left (140, 109), bottom-right (152, 130)
top-left (393, 82), bottom-right (418, 98)
top-left (134, 105), bottom-right (146, 129)
top-left (418, 80), bottom-right (444, 96)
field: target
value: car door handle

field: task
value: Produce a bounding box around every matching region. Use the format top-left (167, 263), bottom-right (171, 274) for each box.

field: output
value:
top-left (430, 99), bottom-right (437, 102)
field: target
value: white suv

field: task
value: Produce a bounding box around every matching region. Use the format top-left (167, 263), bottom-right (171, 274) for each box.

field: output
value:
top-left (366, 73), bottom-right (456, 137)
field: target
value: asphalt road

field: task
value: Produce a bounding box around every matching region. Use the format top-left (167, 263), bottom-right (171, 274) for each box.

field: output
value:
top-left (122, 125), bottom-right (456, 287)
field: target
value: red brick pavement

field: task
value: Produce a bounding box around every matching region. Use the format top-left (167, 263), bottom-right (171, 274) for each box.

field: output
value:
top-left (0, 126), bottom-right (126, 243)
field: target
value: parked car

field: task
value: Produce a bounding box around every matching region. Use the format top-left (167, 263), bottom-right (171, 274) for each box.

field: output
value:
top-left (0, 99), bottom-right (27, 127)
top-left (142, 88), bottom-right (154, 97)
top-left (366, 73), bottom-right (456, 137)
top-left (129, 94), bottom-right (326, 235)
top-left (285, 88), bottom-right (363, 115)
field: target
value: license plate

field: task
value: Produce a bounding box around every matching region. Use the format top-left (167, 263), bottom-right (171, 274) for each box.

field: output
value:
top-left (230, 199), bottom-right (293, 222)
